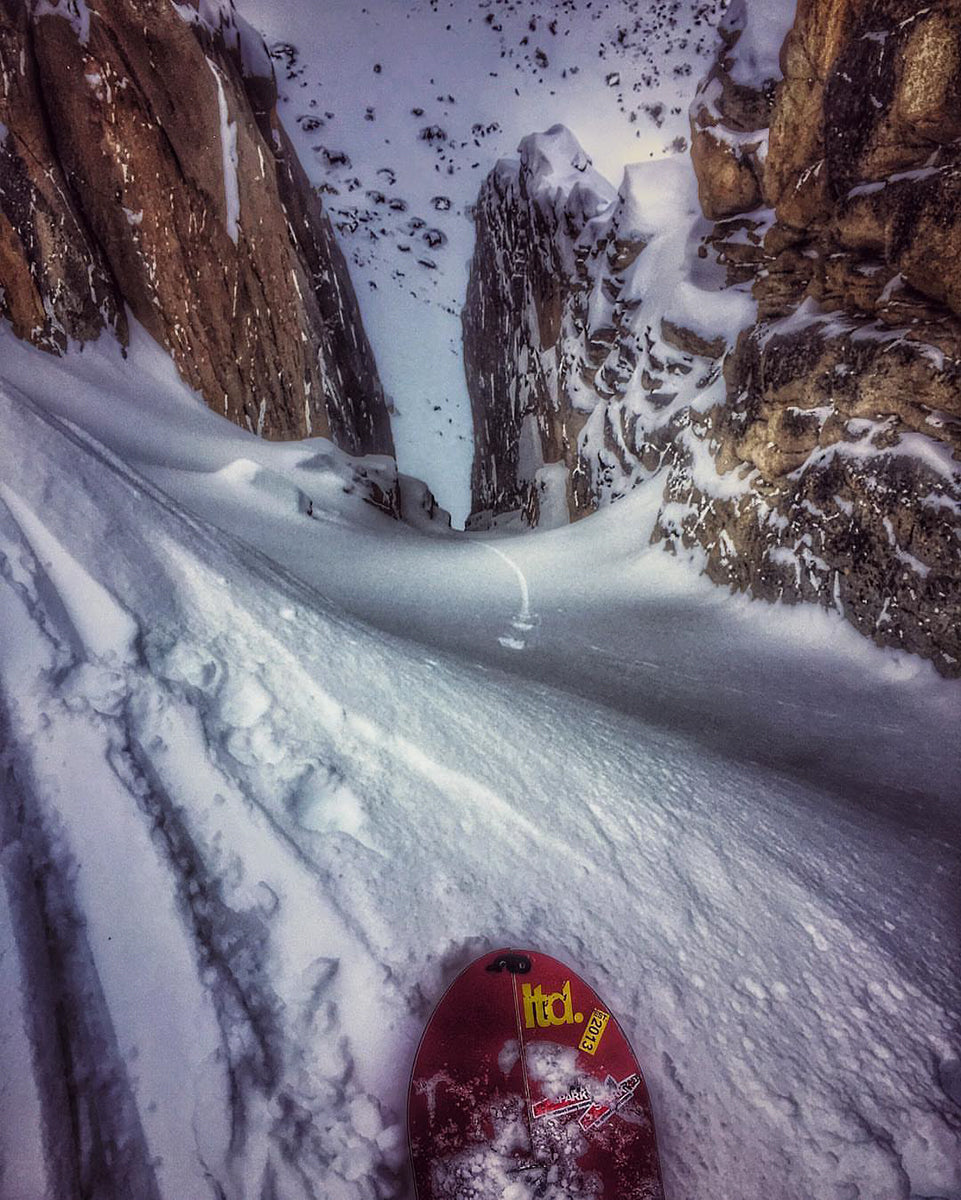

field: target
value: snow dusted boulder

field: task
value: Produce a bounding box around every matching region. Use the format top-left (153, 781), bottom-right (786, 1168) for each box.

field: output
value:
top-left (688, 0), bottom-right (792, 221)
top-left (0, 0), bottom-right (394, 460)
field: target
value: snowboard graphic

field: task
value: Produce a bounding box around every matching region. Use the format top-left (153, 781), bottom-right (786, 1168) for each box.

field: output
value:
top-left (408, 948), bottom-right (664, 1198)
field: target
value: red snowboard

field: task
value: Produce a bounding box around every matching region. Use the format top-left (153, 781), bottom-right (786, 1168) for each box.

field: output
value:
top-left (408, 948), bottom-right (664, 1199)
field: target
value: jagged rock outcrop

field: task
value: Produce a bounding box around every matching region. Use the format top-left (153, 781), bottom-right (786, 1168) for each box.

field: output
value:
top-left (463, 126), bottom-right (618, 529)
top-left (463, 126), bottom-right (753, 534)
top-left (671, 0), bottom-right (961, 674)
top-left (0, 0), bottom-right (394, 460)
top-left (463, 2), bottom-right (961, 674)
top-left (688, 0), bottom-right (784, 220)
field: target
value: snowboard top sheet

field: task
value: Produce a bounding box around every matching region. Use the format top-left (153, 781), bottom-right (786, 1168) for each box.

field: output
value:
top-left (408, 946), bottom-right (664, 1199)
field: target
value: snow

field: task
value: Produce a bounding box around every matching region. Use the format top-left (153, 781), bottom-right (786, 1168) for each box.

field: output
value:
top-left (554, 146), bottom-right (758, 505)
top-left (518, 125), bottom-right (617, 215)
top-left (757, 296), bottom-right (853, 350)
top-left (533, 461), bottom-right (571, 531)
top-left (884, 516), bottom-right (930, 578)
top-left (0, 311), bottom-right (959, 1200)
top-left (0, 870), bottom-right (48, 1197)
top-left (615, 156), bottom-right (698, 241)
top-left (676, 424), bottom-right (757, 500)
top-left (0, 482), bottom-right (139, 662)
top-left (612, 155), bottom-right (753, 354)
top-left (847, 162), bottom-right (944, 199)
top-left (804, 421), bottom-right (961, 484)
top-left (721, 0), bottom-right (796, 89)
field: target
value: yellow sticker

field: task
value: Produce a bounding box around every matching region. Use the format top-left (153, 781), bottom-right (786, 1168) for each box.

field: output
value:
top-left (578, 1009), bottom-right (609, 1056)
top-left (522, 981), bottom-right (585, 1029)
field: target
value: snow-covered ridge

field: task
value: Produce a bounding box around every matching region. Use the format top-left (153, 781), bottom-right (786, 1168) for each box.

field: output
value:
top-left (464, 123), bottom-right (757, 530)
top-left (517, 124), bottom-right (618, 218)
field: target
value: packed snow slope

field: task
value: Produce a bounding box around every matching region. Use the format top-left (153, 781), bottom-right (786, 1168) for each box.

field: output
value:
top-left (234, 0), bottom-right (728, 523)
top-left (1, 326), bottom-right (960, 1200)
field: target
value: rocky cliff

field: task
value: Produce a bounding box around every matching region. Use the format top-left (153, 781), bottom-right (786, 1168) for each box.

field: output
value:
top-left (0, 0), bottom-right (394, 460)
top-left (463, 126), bottom-right (618, 529)
top-left (674, 0), bottom-right (961, 674)
top-left (463, 0), bottom-right (961, 675)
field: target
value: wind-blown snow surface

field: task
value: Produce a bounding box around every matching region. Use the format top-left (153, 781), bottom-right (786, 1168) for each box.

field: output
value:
top-left (234, 0), bottom-right (727, 524)
top-left (1, 326), bottom-right (960, 1200)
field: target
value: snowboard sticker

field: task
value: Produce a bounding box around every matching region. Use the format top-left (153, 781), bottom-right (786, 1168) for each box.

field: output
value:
top-left (408, 948), bottom-right (664, 1199)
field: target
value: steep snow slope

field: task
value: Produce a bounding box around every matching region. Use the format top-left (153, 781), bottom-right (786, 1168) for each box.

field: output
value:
top-left (234, 0), bottom-right (728, 523)
top-left (1, 329), bottom-right (959, 1200)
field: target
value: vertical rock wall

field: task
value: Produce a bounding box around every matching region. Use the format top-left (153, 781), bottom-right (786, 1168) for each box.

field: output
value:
top-left (463, 126), bottom-right (617, 530)
top-left (0, 0), bottom-right (394, 459)
top-left (692, 0), bottom-right (961, 674)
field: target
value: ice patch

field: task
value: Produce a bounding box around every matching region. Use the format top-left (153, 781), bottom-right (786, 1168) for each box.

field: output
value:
top-left (205, 57), bottom-right (240, 243)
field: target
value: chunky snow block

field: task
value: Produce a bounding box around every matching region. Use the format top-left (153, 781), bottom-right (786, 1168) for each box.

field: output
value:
top-left (408, 947), bottom-right (663, 1199)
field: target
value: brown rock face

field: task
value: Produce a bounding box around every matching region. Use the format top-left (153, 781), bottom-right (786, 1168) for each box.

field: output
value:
top-left (0, 0), bottom-right (394, 459)
top-left (0, 0), bottom-right (124, 351)
top-left (688, 6), bottom-right (778, 220)
top-left (764, 0), bottom-right (961, 318)
top-left (671, 317), bottom-right (961, 675)
top-left (678, 0), bottom-right (961, 674)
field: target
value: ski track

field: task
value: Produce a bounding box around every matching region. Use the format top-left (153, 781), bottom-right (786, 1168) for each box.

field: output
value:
top-left (480, 541), bottom-right (538, 651)
top-left (0, 388), bottom-right (960, 1200)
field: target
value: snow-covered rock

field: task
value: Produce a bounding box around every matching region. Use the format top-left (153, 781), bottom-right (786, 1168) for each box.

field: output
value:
top-left (688, 0), bottom-right (791, 220)
top-left (462, 124), bottom-right (621, 529)
top-left (462, 2), bottom-right (961, 676)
